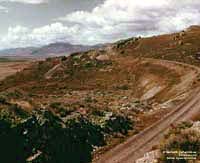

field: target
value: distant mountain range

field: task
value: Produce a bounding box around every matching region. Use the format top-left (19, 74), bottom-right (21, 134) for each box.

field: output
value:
top-left (0, 42), bottom-right (103, 58)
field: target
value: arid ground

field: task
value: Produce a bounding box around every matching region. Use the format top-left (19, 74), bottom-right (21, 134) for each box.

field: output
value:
top-left (0, 26), bottom-right (200, 163)
top-left (0, 61), bottom-right (31, 81)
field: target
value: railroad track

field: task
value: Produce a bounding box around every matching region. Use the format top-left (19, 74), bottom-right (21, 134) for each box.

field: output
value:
top-left (94, 87), bottom-right (200, 163)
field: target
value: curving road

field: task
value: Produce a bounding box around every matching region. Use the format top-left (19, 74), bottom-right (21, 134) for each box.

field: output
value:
top-left (94, 59), bottom-right (200, 163)
top-left (1, 58), bottom-right (200, 163)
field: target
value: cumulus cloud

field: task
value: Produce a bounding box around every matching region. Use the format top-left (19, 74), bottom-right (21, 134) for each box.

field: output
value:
top-left (0, 0), bottom-right (200, 49)
top-left (0, 23), bottom-right (81, 49)
top-left (0, 0), bottom-right (48, 4)
top-left (58, 0), bottom-right (200, 37)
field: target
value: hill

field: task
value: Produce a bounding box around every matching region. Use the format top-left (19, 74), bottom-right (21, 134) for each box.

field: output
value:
top-left (0, 25), bottom-right (200, 163)
top-left (108, 25), bottom-right (200, 66)
top-left (0, 42), bottom-right (102, 58)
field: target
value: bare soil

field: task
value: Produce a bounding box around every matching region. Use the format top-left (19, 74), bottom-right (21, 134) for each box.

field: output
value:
top-left (94, 87), bottom-right (200, 163)
top-left (0, 61), bottom-right (30, 81)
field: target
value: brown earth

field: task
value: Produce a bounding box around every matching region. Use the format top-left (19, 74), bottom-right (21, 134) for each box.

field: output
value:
top-left (109, 25), bottom-right (200, 66)
top-left (1, 56), bottom-right (199, 162)
top-left (92, 25), bottom-right (200, 162)
top-left (94, 87), bottom-right (200, 163)
top-left (1, 56), bottom-right (198, 111)
top-left (0, 61), bottom-right (31, 81)
top-left (1, 25), bottom-right (200, 162)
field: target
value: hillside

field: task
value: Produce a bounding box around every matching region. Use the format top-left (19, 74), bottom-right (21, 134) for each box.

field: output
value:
top-left (0, 42), bottom-right (102, 58)
top-left (31, 42), bottom-right (102, 57)
top-left (0, 47), bottom-right (37, 57)
top-left (109, 25), bottom-right (200, 66)
top-left (0, 26), bottom-right (200, 163)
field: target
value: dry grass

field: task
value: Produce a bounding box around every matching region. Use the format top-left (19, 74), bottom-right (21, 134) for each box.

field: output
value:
top-left (0, 61), bottom-right (30, 81)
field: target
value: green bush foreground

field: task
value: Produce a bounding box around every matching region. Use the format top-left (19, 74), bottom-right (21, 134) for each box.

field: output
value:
top-left (0, 108), bottom-right (132, 163)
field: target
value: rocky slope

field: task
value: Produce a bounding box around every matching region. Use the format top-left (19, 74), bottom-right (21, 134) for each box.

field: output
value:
top-left (1, 25), bottom-right (200, 163)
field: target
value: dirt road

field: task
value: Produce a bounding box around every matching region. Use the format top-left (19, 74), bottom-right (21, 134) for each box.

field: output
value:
top-left (94, 58), bottom-right (200, 163)
top-left (94, 87), bottom-right (200, 163)
top-left (1, 58), bottom-right (200, 163)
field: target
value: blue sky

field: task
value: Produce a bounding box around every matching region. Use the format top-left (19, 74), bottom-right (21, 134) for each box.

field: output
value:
top-left (0, 0), bottom-right (200, 50)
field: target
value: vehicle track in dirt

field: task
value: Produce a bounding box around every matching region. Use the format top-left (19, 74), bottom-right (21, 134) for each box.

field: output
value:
top-left (94, 59), bottom-right (200, 163)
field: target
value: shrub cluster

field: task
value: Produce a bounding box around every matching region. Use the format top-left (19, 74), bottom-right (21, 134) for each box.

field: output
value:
top-left (0, 109), bottom-right (105, 163)
top-left (0, 104), bottom-right (133, 163)
top-left (160, 122), bottom-right (200, 163)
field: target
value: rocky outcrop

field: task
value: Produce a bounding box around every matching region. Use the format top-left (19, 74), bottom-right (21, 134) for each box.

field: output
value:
top-left (96, 54), bottom-right (110, 61)
top-left (136, 150), bottom-right (160, 163)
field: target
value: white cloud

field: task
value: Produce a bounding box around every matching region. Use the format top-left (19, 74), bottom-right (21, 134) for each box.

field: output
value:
top-left (58, 0), bottom-right (200, 41)
top-left (0, 0), bottom-right (48, 4)
top-left (0, 5), bottom-right (8, 12)
top-left (0, 23), bottom-right (81, 49)
top-left (0, 0), bottom-right (200, 49)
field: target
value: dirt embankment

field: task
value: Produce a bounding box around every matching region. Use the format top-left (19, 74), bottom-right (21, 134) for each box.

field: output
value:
top-left (1, 49), bottom-right (200, 163)
top-left (93, 58), bottom-right (200, 163)
top-left (94, 84), bottom-right (200, 163)
top-left (112, 57), bottom-right (200, 106)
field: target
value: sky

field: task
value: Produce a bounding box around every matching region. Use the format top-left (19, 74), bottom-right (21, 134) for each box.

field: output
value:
top-left (0, 0), bottom-right (200, 50)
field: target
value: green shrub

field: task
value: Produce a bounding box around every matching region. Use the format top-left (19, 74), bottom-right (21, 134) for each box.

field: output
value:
top-left (0, 109), bottom-right (105, 163)
top-left (6, 90), bottom-right (23, 98)
top-left (8, 104), bottom-right (28, 118)
top-left (115, 85), bottom-right (129, 90)
top-left (84, 62), bottom-right (94, 68)
top-left (49, 102), bottom-right (73, 117)
top-left (61, 56), bottom-right (67, 61)
top-left (0, 119), bottom-right (30, 163)
top-left (49, 102), bottom-right (61, 109)
top-left (84, 96), bottom-right (97, 103)
top-left (92, 109), bottom-right (105, 117)
top-left (0, 95), bottom-right (7, 104)
top-left (104, 115), bottom-right (132, 135)
top-left (160, 126), bottom-right (200, 163)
